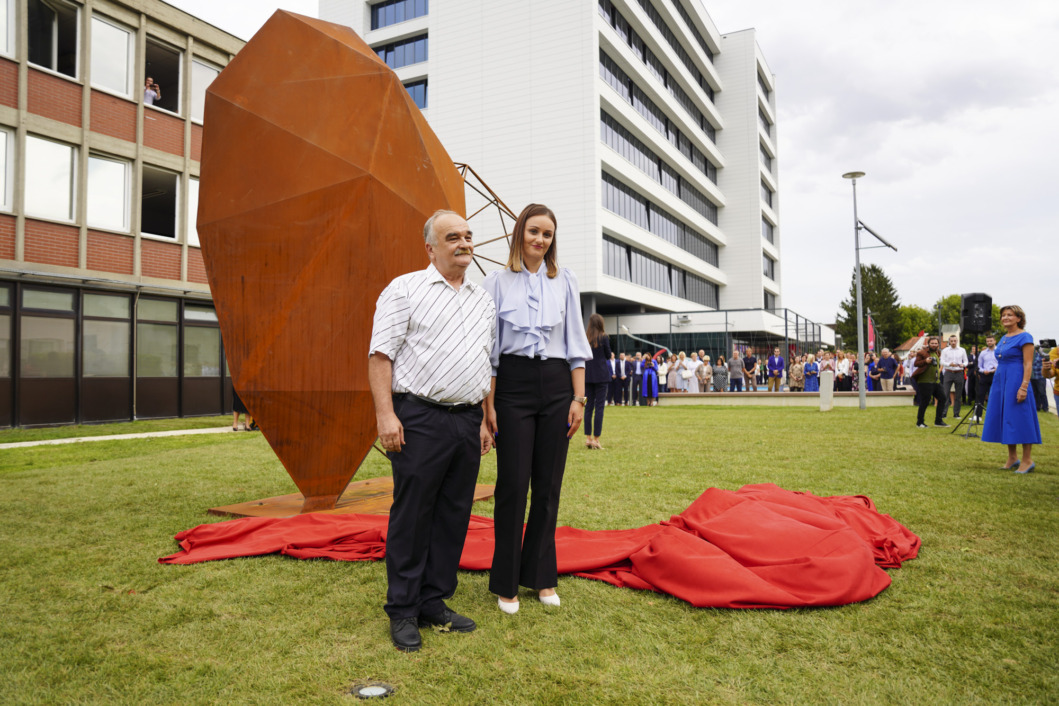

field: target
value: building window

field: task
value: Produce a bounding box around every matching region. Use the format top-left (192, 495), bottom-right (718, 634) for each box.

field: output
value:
top-left (375, 34), bottom-right (427, 69)
top-left (371, 0), bottom-right (428, 30)
top-left (25, 135), bottom-right (76, 222)
top-left (0, 0), bottom-right (13, 58)
top-left (602, 172), bottom-right (719, 266)
top-left (763, 253), bottom-right (775, 280)
top-left (136, 298), bottom-right (178, 378)
top-left (184, 305), bottom-right (220, 377)
top-left (141, 165), bottom-right (178, 239)
top-left (764, 291), bottom-right (777, 310)
top-left (87, 154), bottom-right (130, 232)
top-left (761, 217), bottom-right (774, 244)
top-left (186, 177), bottom-right (200, 247)
top-left (758, 72), bottom-right (770, 98)
top-left (90, 16), bottom-right (133, 96)
top-left (761, 180), bottom-right (773, 208)
top-left (20, 287), bottom-right (76, 378)
top-left (0, 286), bottom-right (10, 379)
top-left (759, 108), bottom-right (771, 138)
top-left (0, 127), bottom-right (12, 211)
top-left (83, 293), bottom-right (131, 378)
top-left (404, 79), bottom-right (427, 109)
top-left (28, 0), bottom-right (78, 78)
top-left (190, 59), bottom-right (220, 123)
top-left (760, 144), bottom-right (772, 172)
top-left (603, 235), bottom-right (719, 308)
top-left (145, 38), bottom-right (182, 114)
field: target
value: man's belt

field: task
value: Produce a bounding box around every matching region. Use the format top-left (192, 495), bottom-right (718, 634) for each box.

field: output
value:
top-left (395, 392), bottom-right (482, 414)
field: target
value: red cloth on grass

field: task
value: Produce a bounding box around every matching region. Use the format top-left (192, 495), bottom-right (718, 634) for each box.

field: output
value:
top-left (160, 483), bottom-right (920, 609)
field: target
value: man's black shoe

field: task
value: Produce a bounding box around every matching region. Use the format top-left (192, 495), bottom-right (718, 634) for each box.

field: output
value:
top-left (390, 617), bottom-right (422, 652)
top-left (418, 607), bottom-right (476, 633)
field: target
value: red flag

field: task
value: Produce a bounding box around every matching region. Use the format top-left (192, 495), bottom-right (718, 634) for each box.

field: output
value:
top-left (867, 316), bottom-right (876, 352)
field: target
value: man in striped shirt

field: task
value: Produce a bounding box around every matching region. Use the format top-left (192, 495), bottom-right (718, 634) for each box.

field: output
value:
top-left (368, 209), bottom-right (497, 653)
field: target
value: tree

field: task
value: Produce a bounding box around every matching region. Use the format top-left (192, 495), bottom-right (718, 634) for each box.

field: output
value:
top-left (933, 295), bottom-right (1003, 337)
top-left (835, 264), bottom-right (902, 351)
top-left (897, 305), bottom-right (936, 344)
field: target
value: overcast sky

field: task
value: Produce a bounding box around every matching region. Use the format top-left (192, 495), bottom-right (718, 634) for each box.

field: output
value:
top-left (168, 0), bottom-right (1058, 341)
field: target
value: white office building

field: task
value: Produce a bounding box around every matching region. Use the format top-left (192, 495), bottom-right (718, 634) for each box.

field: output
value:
top-left (320, 0), bottom-right (824, 353)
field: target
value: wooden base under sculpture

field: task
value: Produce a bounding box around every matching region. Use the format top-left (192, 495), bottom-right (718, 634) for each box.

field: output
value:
top-left (209, 479), bottom-right (496, 519)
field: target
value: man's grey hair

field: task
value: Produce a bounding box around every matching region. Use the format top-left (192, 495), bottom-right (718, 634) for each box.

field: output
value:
top-left (882, 347), bottom-right (891, 354)
top-left (423, 209), bottom-right (461, 245)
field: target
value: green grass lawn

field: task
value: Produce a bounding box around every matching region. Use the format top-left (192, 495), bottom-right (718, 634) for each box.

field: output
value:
top-left (1, 405), bottom-right (1057, 704)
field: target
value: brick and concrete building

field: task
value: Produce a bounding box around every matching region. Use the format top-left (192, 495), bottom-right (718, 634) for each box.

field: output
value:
top-left (319, 0), bottom-right (830, 357)
top-left (0, 0), bottom-right (243, 426)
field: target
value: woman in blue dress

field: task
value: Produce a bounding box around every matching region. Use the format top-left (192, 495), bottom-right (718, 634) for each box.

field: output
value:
top-left (642, 354), bottom-right (659, 406)
top-left (803, 354), bottom-right (820, 393)
top-left (981, 305), bottom-right (1041, 473)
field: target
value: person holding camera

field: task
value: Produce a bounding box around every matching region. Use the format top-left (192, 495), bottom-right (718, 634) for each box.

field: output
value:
top-left (144, 77), bottom-right (161, 106)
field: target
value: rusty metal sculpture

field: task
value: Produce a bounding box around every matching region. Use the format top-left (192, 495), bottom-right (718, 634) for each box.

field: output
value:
top-left (198, 12), bottom-right (465, 513)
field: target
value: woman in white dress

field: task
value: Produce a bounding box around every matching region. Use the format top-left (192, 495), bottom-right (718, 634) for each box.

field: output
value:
top-left (685, 353), bottom-right (703, 393)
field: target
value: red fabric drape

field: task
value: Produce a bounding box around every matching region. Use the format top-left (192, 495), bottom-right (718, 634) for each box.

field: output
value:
top-left (161, 483), bottom-right (920, 609)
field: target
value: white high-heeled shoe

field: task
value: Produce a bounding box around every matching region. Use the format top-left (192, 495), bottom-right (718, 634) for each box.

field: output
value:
top-left (538, 592), bottom-right (560, 607)
top-left (497, 597), bottom-right (519, 614)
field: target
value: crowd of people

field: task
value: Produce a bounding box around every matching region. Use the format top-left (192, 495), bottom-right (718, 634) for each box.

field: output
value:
top-left (597, 345), bottom-right (907, 402)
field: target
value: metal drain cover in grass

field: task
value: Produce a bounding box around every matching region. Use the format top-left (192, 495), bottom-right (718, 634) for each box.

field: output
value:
top-left (349, 682), bottom-right (394, 699)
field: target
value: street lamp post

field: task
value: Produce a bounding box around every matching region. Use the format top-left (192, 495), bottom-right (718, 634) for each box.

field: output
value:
top-left (842, 171), bottom-right (899, 411)
top-left (842, 171), bottom-right (868, 410)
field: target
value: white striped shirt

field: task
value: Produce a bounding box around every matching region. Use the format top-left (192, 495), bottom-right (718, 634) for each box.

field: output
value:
top-left (369, 264), bottom-right (496, 404)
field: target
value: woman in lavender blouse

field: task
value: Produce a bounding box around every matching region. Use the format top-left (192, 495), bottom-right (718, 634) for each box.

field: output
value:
top-left (483, 204), bottom-right (592, 614)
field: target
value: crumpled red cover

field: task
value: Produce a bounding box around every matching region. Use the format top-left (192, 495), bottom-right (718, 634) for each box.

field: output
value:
top-left (160, 483), bottom-right (920, 609)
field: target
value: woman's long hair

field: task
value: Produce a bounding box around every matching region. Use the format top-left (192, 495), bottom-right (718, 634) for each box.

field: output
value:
top-left (506, 203), bottom-right (559, 278)
top-left (586, 313), bottom-right (607, 348)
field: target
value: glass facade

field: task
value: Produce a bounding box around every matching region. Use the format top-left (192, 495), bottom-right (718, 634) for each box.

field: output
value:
top-left (598, 1), bottom-right (716, 139)
top-left (600, 50), bottom-right (716, 179)
top-left (602, 109), bottom-right (716, 187)
top-left (375, 34), bottom-right (427, 69)
top-left (672, 0), bottom-right (714, 62)
top-left (603, 235), bottom-right (719, 308)
top-left (20, 316), bottom-right (74, 377)
top-left (631, 0), bottom-right (714, 100)
top-left (371, 0), bottom-right (428, 30)
top-left (602, 172), bottom-right (718, 265)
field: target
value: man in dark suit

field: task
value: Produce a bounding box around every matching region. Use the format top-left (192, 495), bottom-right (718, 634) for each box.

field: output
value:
top-left (607, 353), bottom-right (620, 405)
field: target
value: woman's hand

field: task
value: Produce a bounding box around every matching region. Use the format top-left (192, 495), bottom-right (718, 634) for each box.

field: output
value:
top-left (484, 404), bottom-right (498, 436)
top-left (566, 400), bottom-right (584, 438)
top-left (479, 420), bottom-right (493, 456)
top-left (1017, 385), bottom-right (1028, 403)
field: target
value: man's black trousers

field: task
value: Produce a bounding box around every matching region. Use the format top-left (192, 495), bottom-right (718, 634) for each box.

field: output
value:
top-left (384, 395), bottom-right (481, 620)
top-left (915, 381), bottom-right (946, 426)
top-left (490, 355), bottom-right (572, 599)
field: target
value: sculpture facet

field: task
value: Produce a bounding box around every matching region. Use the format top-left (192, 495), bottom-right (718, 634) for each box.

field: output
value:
top-left (198, 12), bottom-right (465, 512)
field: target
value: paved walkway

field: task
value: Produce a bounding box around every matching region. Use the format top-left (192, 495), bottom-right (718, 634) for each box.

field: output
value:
top-left (0, 426), bottom-right (238, 450)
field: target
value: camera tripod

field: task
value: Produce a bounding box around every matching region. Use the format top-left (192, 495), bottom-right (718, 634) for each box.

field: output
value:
top-left (951, 401), bottom-right (983, 439)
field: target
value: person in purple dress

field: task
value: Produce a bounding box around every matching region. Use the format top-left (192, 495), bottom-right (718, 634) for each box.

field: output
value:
top-left (981, 305), bottom-right (1041, 473)
top-left (642, 354), bottom-right (659, 406)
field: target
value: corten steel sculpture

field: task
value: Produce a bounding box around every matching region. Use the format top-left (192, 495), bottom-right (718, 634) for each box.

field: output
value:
top-left (198, 12), bottom-right (465, 513)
